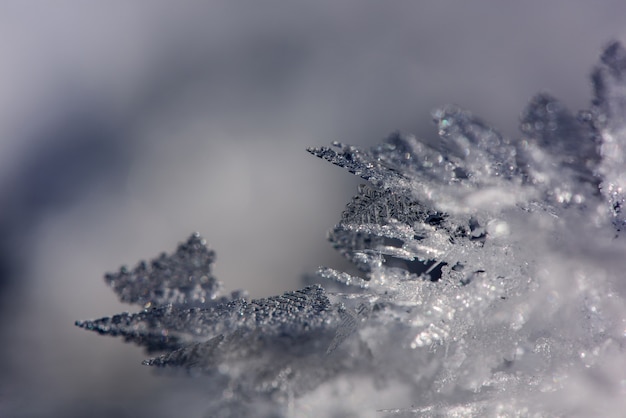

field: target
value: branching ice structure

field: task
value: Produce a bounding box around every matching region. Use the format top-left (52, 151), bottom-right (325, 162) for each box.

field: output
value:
top-left (77, 43), bottom-right (626, 417)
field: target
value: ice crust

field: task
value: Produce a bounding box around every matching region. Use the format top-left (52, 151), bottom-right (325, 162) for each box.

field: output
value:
top-left (77, 42), bottom-right (626, 417)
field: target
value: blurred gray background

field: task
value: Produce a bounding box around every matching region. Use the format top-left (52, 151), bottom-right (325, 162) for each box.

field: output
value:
top-left (1, 1), bottom-right (625, 416)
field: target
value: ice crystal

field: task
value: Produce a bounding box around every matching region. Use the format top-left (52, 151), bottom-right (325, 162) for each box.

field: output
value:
top-left (103, 233), bottom-right (221, 307)
top-left (77, 42), bottom-right (626, 417)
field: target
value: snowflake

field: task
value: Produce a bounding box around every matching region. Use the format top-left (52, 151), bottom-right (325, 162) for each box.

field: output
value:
top-left (77, 42), bottom-right (626, 417)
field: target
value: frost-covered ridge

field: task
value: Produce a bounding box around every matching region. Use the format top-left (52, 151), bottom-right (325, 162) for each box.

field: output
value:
top-left (77, 42), bottom-right (626, 417)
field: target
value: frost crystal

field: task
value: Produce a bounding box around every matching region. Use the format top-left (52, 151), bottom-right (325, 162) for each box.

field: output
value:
top-left (103, 233), bottom-right (221, 307)
top-left (77, 42), bottom-right (626, 417)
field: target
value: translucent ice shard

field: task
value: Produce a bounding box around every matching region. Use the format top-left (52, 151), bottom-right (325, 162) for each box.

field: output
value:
top-left (433, 104), bottom-right (518, 181)
top-left (593, 41), bottom-right (626, 133)
top-left (142, 335), bottom-right (225, 368)
top-left (593, 41), bottom-right (626, 228)
top-left (142, 285), bottom-right (338, 368)
top-left (75, 297), bottom-right (246, 352)
top-left (518, 93), bottom-right (600, 205)
top-left (77, 284), bottom-right (335, 353)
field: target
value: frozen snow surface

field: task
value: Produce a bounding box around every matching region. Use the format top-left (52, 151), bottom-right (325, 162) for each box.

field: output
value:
top-left (77, 43), bottom-right (626, 417)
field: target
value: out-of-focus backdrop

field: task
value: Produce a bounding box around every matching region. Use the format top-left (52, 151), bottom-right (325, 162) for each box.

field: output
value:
top-left (1, 1), bottom-right (625, 416)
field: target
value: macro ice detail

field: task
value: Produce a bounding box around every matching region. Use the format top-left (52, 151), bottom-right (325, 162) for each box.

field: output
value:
top-left (77, 42), bottom-right (626, 417)
top-left (102, 233), bottom-right (221, 307)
